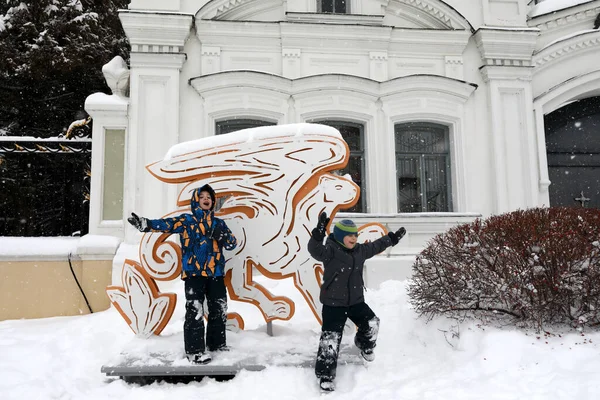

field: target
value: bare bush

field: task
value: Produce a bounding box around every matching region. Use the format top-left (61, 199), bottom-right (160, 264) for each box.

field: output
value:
top-left (407, 207), bottom-right (600, 330)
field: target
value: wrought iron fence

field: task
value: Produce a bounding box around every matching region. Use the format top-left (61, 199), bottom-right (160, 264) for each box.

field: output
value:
top-left (0, 137), bottom-right (91, 236)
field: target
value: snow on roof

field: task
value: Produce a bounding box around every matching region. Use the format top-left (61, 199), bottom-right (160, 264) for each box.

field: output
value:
top-left (164, 123), bottom-right (342, 160)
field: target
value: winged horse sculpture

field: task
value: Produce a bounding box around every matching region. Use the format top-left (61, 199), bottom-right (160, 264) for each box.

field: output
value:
top-left (107, 124), bottom-right (387, 336)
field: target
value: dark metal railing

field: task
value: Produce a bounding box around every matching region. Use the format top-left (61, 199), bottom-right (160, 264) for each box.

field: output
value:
top-left (0, 137), bottom-right (91, 237)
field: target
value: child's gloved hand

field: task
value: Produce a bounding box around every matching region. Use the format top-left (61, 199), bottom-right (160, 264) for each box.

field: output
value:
top-left (128, 212), bottom-right (150, 232)
top-left (210, 224), bottom-right (226, 244)
top-left (312, 212), bottom-right (330, 241)
top-left (388, 227), bottom-right (406, 245)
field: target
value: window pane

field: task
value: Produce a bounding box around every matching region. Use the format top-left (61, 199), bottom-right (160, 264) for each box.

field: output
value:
top-left (312, 120), bottom-right (365, 212)
top-left (216, 118), bottom-right (275, 135)
top-left (103, 129), bottom-right (125, 220)
top-left (395, 122), bottom-right (451, 212)
top-left (423, 155), bottom-right (449, 212)
top-left (397, 156), bottom-right (422, 212)
top-left (334, 0), bottom-right (347, 13)
top-left (320, 0), bottom-right (334, 13)
top-left (395, 124), bottom-right (447, 153)
top-left (336, 124), bottom-right (361, 151)
top-left (338, 154), bottom-right (362, 212)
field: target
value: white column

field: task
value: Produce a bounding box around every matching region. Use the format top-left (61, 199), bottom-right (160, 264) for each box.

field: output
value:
top-left (475, 28), bottom-right (539, 214)
top-left (127, 53), bottom-right (186, 242)
top-left (85, 95), bottom-right (129, 237)
top-left (84, 56), bottom-right (130, 237)
top-left (119, 11), bottom-right (193, 242)
top-left (533, 106), bottom-right (552, 207)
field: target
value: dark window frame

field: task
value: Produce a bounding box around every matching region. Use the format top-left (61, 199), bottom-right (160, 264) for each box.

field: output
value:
top-left (215, 118), bottom-right (276, 135)
top-left (394, 122), bottom-right (452, 213)
top-left (317, 0), bottom-right (349, 14)
top-left (312, 120), bottom-right (366, 213)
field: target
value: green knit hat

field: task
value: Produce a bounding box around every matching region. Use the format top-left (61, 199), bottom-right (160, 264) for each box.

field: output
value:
top-left (333, 219), bottom-right (358, 244)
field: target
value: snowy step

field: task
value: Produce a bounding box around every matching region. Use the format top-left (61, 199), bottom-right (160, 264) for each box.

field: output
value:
top-left (101, 344), bottom-right (364, 381)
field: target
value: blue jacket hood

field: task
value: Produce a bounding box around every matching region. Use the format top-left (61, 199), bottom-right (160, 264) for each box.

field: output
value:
top-left (191, 184), bottom-right (216, 219)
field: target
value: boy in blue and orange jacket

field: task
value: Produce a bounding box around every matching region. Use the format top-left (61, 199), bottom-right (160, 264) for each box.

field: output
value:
top-left (128, 184), bottom-right (237, 364)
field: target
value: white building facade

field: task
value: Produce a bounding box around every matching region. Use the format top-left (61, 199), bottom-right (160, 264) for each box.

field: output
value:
top-left (85, 0), bottom-right (600, 283)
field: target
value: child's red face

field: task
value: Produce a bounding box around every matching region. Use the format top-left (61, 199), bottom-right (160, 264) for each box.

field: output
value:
top-left (198, 191), bottom-right (213, 210)
top-left (343, 234), bottom-right (358, 249)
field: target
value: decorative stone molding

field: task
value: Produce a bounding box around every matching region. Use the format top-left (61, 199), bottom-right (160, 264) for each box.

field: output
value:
top-left (119, 10), bottom-right (193, 52)
top-left (444, 55), bottom-right (464, 80)
top-left (197, 0), bottom-right (284, 20)
top-left (389, 29), bottom-right (471, 56)
top-left (370, 51), bottom-right (388, 61)
top-left (102, 56), bottom-right (130, 98)
top-left (528, 1), bottom-right (600, 32)
top-left (474, 27), bottom-right (539, 67)
top-left (369, 51), bottom-right (388, 81)
top-left (282, 48), bottom-right (301, 58)
top-left (202, 46), bottom-right (221, 57)
top-left (190, 71), bottom-right (477, 106)
top-left (286, 12), bottom-right (385, 26)
top-left (533, 30), bottom-right (600, 71)
top-left (129, 52), bottom-right (187, 69)
top-left (480, 65), bottom-right (534, 82)
top-left (129, 0), bottom-right (181, 11)
top-left (383, 0), bottom-right (474, 31)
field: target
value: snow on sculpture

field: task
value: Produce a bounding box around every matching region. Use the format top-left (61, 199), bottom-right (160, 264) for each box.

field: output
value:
top-left (107, 123), bottom-right (388, 336)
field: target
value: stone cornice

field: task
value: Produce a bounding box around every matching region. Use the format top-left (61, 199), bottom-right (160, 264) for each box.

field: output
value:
top-left (130, 52), bottom-right (187, 69)
top-left (189, 71), bottom-right (477, 103)
top-left (85, 93), bottom-right (129, 117)
top-left (533, 29), bottom-right (600, 71)
top-left (285, 12), bottom-right (385, 26)
top-left (528, 0), bottom-right (600, 32)
top-left (119, 10), bottom-right (193, 52)
top-left (389, 29), bottom-right (471, 55)
top-left (480, 65), bottom-right (534, 82)
top-left (196, 20), bottom-right (470, 56)
top-left (474, 27), bottom-right (540, 66)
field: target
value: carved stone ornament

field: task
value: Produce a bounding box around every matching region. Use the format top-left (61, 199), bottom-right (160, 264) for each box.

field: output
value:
top-left (107, 123), bottom-right (389, 336)
top-left (102, 56), bottom-right (130, 98)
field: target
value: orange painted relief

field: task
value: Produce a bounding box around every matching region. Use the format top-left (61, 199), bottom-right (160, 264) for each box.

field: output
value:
top-left (107, 124), bottom-right (387, 336)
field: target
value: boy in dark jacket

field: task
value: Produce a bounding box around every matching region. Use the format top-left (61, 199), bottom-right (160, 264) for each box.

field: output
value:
top-left (308, 212), bottom-right (406, 392)
top-left (127, 184), bottom-right (237, 365)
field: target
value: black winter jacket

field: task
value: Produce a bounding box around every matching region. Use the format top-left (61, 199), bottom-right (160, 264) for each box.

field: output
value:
top-left (308, 233), bottom-right (393, 307)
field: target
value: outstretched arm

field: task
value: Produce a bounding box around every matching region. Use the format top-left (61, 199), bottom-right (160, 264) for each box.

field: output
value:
top-left (127, 212), bottom-right (187, 234)
top-left (362, 227), bottom-right (406, 259)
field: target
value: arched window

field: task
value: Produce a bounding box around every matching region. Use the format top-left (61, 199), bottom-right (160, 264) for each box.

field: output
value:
top-left (395, 122), bottom-right (452, 212)
top-left (314, 120), bottom-right (365, 213)
top-left (318, 0), bottom-right (348, 14)
top-left (215, 118), bottom-right (275, 135)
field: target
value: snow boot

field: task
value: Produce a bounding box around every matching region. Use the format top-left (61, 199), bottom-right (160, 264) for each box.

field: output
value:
top-left (210, 345), bottom-right (230, 352)
top-left (187, 352), bottom-right (212, 365)
top-left (354, 336), bottom-right (376, 362)
top-left (319, 377), bottom-right (335, 392)
top-left (359, 348), bottom-right (375, 362)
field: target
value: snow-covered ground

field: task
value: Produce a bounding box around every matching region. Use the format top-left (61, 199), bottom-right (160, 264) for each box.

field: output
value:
top-left (1, 277), bottom-right (599, 400)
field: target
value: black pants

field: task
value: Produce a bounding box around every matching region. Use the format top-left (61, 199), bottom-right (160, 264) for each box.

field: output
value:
top-left (315, 302), bottom-right (380, 380)
top-left (183, 275), bottom-right (228, 355)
